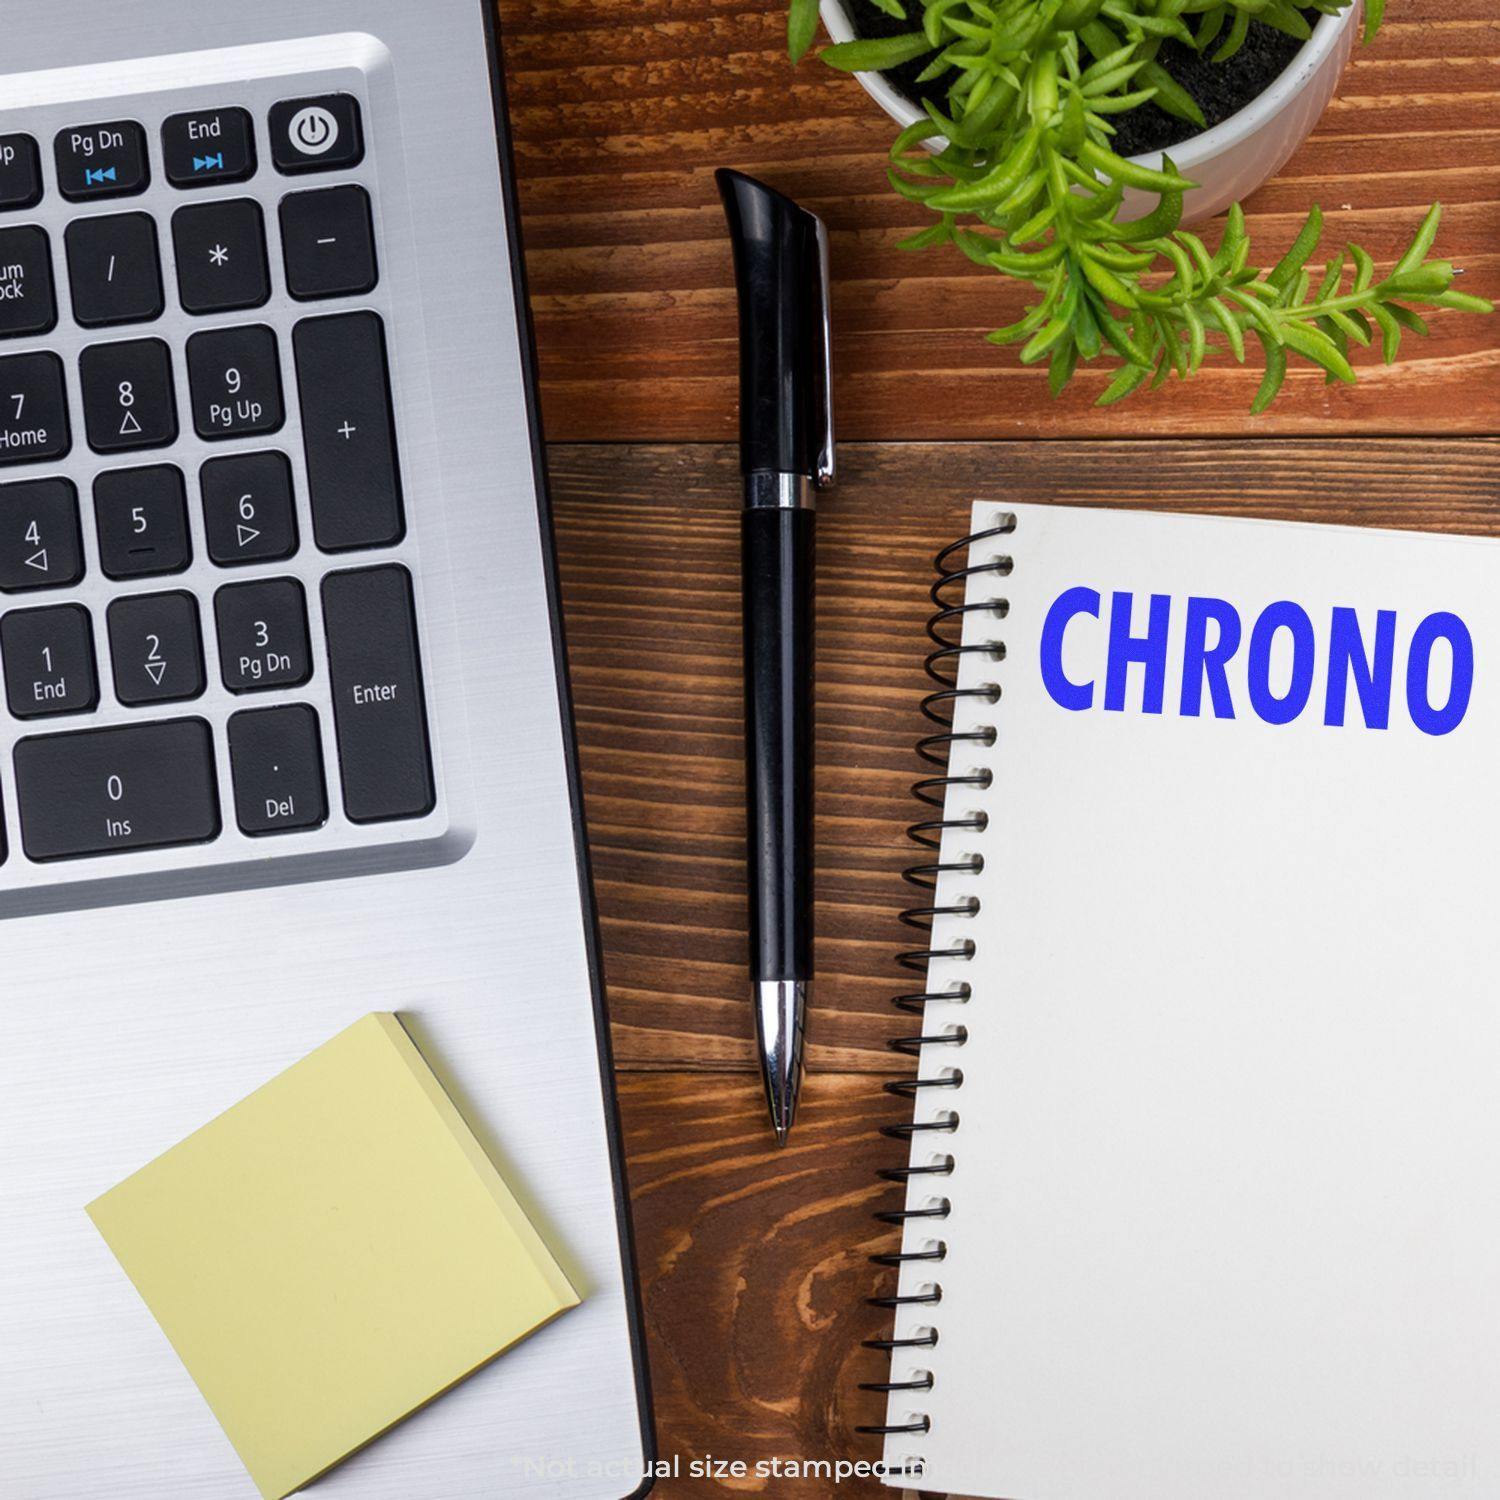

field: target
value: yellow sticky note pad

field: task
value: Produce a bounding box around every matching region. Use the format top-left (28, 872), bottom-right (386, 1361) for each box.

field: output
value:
top-left (87, 1013), bottom-right (580, 1500)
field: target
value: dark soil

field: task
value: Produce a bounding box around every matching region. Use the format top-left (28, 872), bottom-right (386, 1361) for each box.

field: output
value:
top-left (847, 1), bottom-right (1307, 157)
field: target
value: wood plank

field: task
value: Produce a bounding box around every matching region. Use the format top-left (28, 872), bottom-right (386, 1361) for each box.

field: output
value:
top-left (552, 438), bottom-right (1500, 1072)
top-left (617, 1070), bottom-right (901, 1494)
top-left (502, 0), bottom-right (1500, 440)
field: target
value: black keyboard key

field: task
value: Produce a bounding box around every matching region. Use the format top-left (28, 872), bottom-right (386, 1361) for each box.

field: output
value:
top-left (280, 186), bottom-right (377, 301)
top-left (270, 96), bottom-right (365, 176)
top-left (64, 213), bottom-right (163, 329)
top-left (215, 577), bottom-right (311, 693)
top-left (294, 313), bottom-right (403, 551)
top-left (0, 136), bottom-right (43, 212)
top-left (162, 108), bottom-right (256, 189)
top-left (172, 200), bottom-right (269, 315)
top-left (229, 704), bottom-right (328, 835)
top-left (2, 603), bottom-right (98, 719)
top-left (0, 352), bottom-right (69, 466)
top-left (55, 122), bottom-right (150, 202)
top-left (201, 451), bottom-right (298, 566)
top-left (0, 478), bottom-right (83, 593)
top-left (322, 566), bottom-right (433, 823)
top-left (187, 324), bottom-right (283, 440)
top-left (0, 227), bottom-right (57, 339)
top-left (14, 718), bottom-right (219, 860)
top-left (94, 465), bottom-right (191, 579)
top-left (80, 338), bottom-right (177, 453)
top-left (107, 591), bottom-right (205, 706)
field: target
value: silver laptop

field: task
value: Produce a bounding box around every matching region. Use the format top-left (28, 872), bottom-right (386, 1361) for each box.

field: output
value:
top-left (0, 3), bottom-right (654, 1496)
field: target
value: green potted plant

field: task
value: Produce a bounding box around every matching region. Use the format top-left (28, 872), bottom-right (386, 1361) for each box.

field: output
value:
top-left (785, 0), bottom-right (1492, 408)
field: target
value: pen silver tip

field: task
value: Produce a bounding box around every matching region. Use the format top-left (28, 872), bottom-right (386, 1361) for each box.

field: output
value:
top-left (754, 980), bottom-right (807, 1147)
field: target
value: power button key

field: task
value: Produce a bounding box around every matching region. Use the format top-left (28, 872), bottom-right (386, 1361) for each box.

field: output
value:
top-left (269, 95), bottom-right (364, 176)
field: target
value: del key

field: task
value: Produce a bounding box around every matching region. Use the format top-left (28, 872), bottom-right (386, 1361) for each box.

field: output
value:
top-left (322, 566), bottom-right (433, 823)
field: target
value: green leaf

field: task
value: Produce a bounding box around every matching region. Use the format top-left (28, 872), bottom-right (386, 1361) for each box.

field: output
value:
top-left (1139, 61), bottom-right (1206, 127)
top-left (1081, 41), bottom-right (1139, 85)
top-left (1096, 360), bottom-right (1152, 406)
top-left (1021, 313), bottom-right (1075, 365)
top-left (1183, 304), bottom-right (1208, 372)
top-left (1393, 203), bottom-right (1443, 277)
top-left (788, 0), bottom-right (820, 62)
top-left (1079, 250), bottom-right (1140, 308)
top-left (889, 117), bottom-right (946, 158)
top-left (924, 129), bottom-right (1040, 211)
top-left (1426, 290), bottom-right (1495, 314)
top-left (1111, 174), bottom-right (1184, 242)
top-left (897, 222), bottom-right (954, 251)
top-left (924, 0), bottom-right (968, 47)
top-left (1313, 248), bottom-right (1346, 304)
top-left (1059, 89), bottom-right (1089, 153)
top-left (1380, 264), bottom-right (1455, 298)
top-left (1093, 300), bottom-right (1153, 364)
top-left (1349, 242), bottom-right (1376, 293)
top-left (952, 227), bottom-right (1000, 266)
top-left (1048, 336), bottom-right (1080, 396)
top-left (821, 32), bottom-right (934, 71)
top-left (1268, 206), bottom-right (1324, 291)
top-left (1206, 296), bottom-right (1246, 363)
top-left (1079, 139), bottom-right (1197, 193)
top-left (1213, 204), bottom-right (1247, 274)
top-left (1213, 8), bottom-right (1251, 62)
top-left (1177, 230), bottom-right (1216, 282)
top-left (1251, 335), bottom-right (1289, 413)
top-left (1074, 293), bottom-right (1104, 358)
top-left (1368, 304), bottom-right (1403, 363)
top-left (1082, 241), bottom-right (1156, 272)
top-left (1324, 307), bottom-right (1371, 346)
top-left (1364, 0), bottom-right (1386, 43)
top-left (1080, 60), bottom-right (1151, 98)
top-left (1010, 201), bottom-right (1059, 243)
top-left (1226, 287), bottom-right (1282, 341)
top-left (867, 0), bottom-right (907, 16)
top-left (1194, 8), bottom-right (1226, 51)
top-left (1288, 331), bottom-right (1354, 385)
top-left (1386, 305), bottom-right (1430, 335)
top-left (1159, 315), bottom-right (1189, 378)
top-left (1261, 0), bottom-right (1314, 42)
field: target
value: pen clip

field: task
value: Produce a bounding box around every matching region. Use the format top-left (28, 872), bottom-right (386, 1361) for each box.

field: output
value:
top-left (813, 217), bottom-right (836, 489)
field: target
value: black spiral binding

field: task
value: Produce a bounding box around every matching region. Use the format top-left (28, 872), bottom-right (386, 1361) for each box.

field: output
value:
top-left (855, 513), bottom-right (1015, 1485)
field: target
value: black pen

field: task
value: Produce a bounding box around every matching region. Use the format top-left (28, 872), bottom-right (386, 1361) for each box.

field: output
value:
top-left (717, 169), bottom-right (835, 1145)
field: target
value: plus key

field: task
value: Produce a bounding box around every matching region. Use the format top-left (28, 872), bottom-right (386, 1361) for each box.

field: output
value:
top-left (293, 312), bottom-right (403, 552)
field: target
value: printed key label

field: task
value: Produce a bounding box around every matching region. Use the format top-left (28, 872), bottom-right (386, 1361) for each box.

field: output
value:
top-left (240, 633), bottom-right (292, 684)
top-left (210, 364), bottom-right (258, 431)
top-left (2, 394), bottom-right (49, 455)
top-left (104, 771), bottom-right (132, 841)
top-left (73, 126), bottom-right (125, 159)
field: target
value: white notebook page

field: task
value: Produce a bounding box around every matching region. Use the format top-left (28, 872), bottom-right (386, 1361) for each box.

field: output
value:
top-left (881, 502), bottom-right (1500, 1499)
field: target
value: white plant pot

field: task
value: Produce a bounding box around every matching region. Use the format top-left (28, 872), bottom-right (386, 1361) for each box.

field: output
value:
top-left (818, 0), bottom-right (1359, 223)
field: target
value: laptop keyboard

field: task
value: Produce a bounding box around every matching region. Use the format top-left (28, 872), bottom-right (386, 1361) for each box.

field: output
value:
top-left (0, 87), bottom-right (439, 879)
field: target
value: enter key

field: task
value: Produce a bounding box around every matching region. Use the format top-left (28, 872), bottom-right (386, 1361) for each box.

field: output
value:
top-left (322, 564), bottom-right (434, 824)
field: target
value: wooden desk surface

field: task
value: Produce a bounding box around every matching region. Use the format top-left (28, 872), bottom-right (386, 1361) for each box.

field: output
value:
top-left (500, 1), bottom-right (1500, 1491)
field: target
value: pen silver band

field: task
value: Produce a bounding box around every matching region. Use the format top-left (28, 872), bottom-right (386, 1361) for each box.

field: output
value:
top-left (746, 473), bottom-right (816, 511)
top-left (753, 979), bottom-right (807, 1145)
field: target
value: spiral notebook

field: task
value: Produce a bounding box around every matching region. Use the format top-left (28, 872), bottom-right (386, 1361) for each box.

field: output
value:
top-left (876, 502), bottom-right (1500, 1500)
